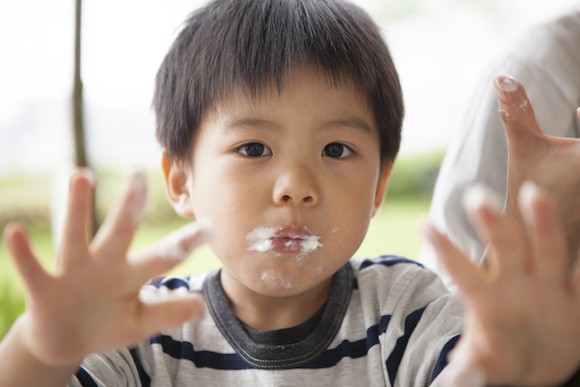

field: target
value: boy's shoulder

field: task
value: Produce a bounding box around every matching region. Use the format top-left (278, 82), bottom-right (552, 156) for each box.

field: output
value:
top-left (352, 254), bottom-right (424, 271)
top-left (349, 255), bottom-right (452, 315)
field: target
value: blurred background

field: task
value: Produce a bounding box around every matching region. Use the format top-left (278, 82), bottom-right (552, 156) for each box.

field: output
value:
top-left (0, 0), bottom-right (578, 336)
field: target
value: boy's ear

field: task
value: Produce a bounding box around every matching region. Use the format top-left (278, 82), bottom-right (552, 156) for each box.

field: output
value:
top-left (161, 151), bottom-right (195, 218)
top-left (372, 163), bottom-right (393, 217)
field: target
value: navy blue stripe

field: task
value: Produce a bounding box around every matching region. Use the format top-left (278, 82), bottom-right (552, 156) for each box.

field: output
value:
top-left (130, 347), bottom-right (151, 387)
top-left (152, 315), bottom-right (392, 371)
top-left (75, 367), bottom-right (98, 387)
top-left (300, 314), bottom-right (391, 368)
top-left (431, 335), bottom-right (460, 382)
top-left (385, 305), bottom-right (427, 385)
top-left (151, 335), bottom-right (252, 370)
top-left (359, 255), bottom-right (423, 271)
top-left (150, 276), bottom-right (191, 290)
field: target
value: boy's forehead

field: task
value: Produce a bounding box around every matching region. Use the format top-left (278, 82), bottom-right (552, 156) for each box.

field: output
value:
top-left (210, 66), bottom-right (372, 116)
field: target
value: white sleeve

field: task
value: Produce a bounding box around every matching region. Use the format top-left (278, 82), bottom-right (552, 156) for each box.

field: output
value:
top-left (420, 9), bottom-right (580, 289)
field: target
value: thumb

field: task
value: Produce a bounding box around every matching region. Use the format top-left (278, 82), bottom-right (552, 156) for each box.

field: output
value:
top-left (493, 75), bottom-right (544, 146)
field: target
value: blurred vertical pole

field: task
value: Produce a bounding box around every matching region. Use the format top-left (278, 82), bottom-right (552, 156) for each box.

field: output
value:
top-left (72, 0), bottom-right (98, 235)
top-left (72, 0), bottom-right (87, 168)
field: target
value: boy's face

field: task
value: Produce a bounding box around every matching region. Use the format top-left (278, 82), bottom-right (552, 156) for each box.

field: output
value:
top-left (164, 66), bottom-right (390, 302)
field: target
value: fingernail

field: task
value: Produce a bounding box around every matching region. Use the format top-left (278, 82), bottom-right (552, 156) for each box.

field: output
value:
top-left (129, 169), bottom-right (147, 195)
top-left (72, 168), bottom-right (97, 186)
top-left (495, 75), bottom-right (519, 93)
top-left (158, 220), bottom-right (213, 261)
top-left (576, 107), bottom-right (580, 119)
top-left (518, 180), bottom-right (541, 225)
top-left (463, 184), bottom-right (503, 214)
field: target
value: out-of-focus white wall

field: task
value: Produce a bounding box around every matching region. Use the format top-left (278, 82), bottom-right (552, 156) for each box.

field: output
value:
top-left (0, 0), bottom-right (578, 176)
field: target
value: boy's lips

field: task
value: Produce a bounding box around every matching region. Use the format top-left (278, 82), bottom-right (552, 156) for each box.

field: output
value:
top-left (246, 225), bottom-right (322, 255)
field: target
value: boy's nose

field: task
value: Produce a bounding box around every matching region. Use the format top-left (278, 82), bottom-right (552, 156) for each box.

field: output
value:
top-left (272, 164), bottom-right (319, 207)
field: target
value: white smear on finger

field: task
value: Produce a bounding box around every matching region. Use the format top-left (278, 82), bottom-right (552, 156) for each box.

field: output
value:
top-left (463, 184), bottom-right (503, 214)
top-left (157, 220), bottom-right (213, 261)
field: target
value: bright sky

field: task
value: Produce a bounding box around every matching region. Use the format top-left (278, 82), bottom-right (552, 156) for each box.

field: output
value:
top-left (0, 0), bottom-right (578, 176)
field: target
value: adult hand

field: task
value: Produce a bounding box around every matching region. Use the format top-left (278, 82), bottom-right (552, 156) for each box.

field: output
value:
top-left (494, 75), bottom-right (580, 257)
top-left (3, 169), bottom-right (210, 367)
top-left (425, 183), bottom-right (580, 386)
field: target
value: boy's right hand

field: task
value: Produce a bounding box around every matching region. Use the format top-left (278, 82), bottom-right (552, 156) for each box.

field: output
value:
top-left (3, 169), bottom-right (209, 367)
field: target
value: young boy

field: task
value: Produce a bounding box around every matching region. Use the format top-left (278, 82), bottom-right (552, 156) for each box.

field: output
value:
top-left (1, 0), bottom-right (579, 386)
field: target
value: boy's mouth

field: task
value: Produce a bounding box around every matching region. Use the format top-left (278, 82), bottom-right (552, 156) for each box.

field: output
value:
top-left (246, 226), bottom-right (322, 255)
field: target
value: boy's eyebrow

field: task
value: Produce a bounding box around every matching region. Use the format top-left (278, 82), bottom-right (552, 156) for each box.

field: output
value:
top-left (224, 117), bottom-right (373, 134)
top-left (318, 117), bottom-right (373, 134)
top-left (223, 117), bottom-right (275, 131)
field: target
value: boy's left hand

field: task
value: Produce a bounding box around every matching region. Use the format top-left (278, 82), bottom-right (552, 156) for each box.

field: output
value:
top-left (426, 183), bottom-right (580, 386)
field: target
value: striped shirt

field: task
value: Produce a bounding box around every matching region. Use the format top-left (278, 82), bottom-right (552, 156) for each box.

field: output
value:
top-left (70, 255), bottom-right (462, 386)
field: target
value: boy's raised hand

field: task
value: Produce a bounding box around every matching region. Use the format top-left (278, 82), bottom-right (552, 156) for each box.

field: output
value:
top-left (426, 182), bottom-right (580, 386)
top-left (3, 169), bottom-right (208, 367)
top-left (495, 75), bottom-right (580, 257)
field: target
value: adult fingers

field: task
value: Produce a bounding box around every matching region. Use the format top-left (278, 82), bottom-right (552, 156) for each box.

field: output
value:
top-left (3, 224), bottom-right (50, 297)
top-left (58, 170), bottom-right (95, 268)
top-left (518, 182), bottom-right (568, 282)
top-left (90, 169), bottom-right (149, 259)
top-left (422, 223), bottom-right (483, 294)
top-left (129, 220), bottom-right (213, 286)
top-left (493, 75), bottom-right (544, 141)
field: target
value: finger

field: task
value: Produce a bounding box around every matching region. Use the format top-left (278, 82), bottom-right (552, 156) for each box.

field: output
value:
top-left (136, 294), bottom-right (206, 336)
top-left (493, 75), bottom-right (543, 141)
top-left (91, 169), bottom-right (149, 259)
top-left (58, 170), bottom-right (95, 267)
top-left (4, 223), bottom-right (50, 296)
top-left (422, 223), bottom-right (484, 294)
top-left (464, 185), bottom-right (529, 275)
top-left (129, 220), bottom-right (213, 285)
top-left (518, 181), bottom-right (568, 282)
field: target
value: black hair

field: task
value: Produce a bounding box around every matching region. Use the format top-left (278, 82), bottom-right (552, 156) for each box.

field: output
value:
top-left (154, 0), bottom-right (404, 164)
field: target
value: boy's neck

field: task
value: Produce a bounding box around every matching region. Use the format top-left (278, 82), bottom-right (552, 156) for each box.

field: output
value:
top-left (220, 272), bottom-right (333, 331)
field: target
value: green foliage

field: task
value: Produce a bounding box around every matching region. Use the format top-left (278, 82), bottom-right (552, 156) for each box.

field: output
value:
top-left (388, 150), bottom-right (444, 200)
top-left (0, 283), bottom-right (25, 338)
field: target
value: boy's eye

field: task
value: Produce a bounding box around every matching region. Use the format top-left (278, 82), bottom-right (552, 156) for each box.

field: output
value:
top-left (323, 143), bottom-right (353, 159)
top-left (238, 142), bottom-right (272, 157)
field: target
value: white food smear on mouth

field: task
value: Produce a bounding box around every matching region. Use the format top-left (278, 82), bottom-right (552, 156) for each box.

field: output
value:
top-left (246, 226), bottom-right (322, 256)
top-left (246, 226), bottom-right (276, 253)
